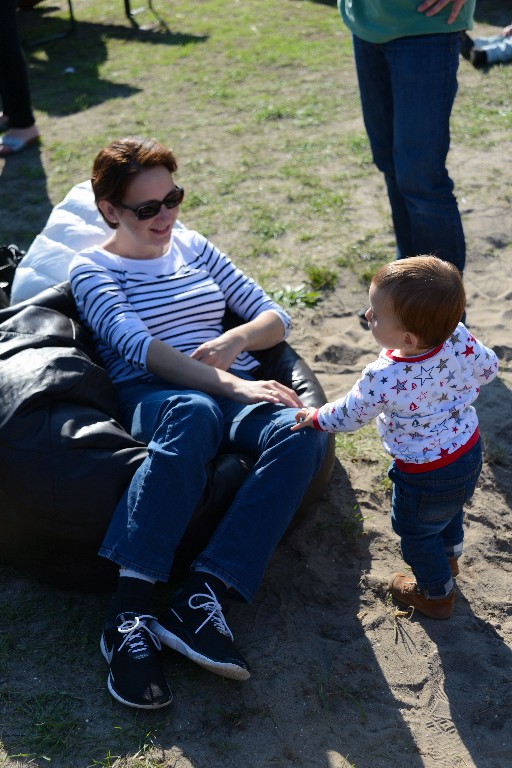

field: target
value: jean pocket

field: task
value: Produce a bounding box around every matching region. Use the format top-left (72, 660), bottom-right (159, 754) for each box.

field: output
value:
top-left (418, 487), bottom-right (466, 523)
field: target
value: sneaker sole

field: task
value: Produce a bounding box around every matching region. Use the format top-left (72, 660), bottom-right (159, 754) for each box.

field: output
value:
top-left (151, 621), bottom-right (251, 681)
top-left (99, 634), bottom-right (173, 710)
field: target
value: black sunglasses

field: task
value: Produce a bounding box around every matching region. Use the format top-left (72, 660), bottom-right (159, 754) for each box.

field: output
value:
top-left (116, 186), bottom-right (185, 221)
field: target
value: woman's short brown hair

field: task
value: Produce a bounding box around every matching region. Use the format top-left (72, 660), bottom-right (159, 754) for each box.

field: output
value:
top-left (91, 136), bottom-right (178, 228)
top-left (371, 256), bottom-right (466, 348)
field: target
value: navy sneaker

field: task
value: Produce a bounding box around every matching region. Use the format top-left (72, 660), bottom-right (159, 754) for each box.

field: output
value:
top-left (152, 576), bottom-right (251, 681)
top-left (100, 612), bottom-right (173, 709)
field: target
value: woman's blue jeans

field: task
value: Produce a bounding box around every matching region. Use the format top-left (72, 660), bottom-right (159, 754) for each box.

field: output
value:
top-left (352, 32), bottom-right (465, 273)
top-left (100, 378), bottom-right (328, 602)
top-left (388, 439), bottom-right (482, 597)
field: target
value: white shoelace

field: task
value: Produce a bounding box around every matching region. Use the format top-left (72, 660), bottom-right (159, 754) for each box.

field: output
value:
top-left (188, 583), bottom-right (234, 640)
top-left (117, 614), bottom-right (162, 656)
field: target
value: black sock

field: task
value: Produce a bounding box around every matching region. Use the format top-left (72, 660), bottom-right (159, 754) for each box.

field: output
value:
top-left (106, 576), bottom-right (156, 627)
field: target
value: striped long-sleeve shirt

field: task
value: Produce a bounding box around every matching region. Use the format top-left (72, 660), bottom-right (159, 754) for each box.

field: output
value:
top-left (69, 228), bottom-right (291, 384)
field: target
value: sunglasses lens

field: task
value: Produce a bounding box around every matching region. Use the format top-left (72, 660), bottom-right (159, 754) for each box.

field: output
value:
top-left (137, 204), bottom-right (161, 220)
top-left (133, 188), bottom-right (184, 220)
top-left (163, 188), bottom-right (184, 209)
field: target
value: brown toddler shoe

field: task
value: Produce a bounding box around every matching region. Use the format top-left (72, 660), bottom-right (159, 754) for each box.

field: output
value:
top-left (448, 557), bottom-right (459, 578)
top-left (388, 573), bottom-right (455, 619)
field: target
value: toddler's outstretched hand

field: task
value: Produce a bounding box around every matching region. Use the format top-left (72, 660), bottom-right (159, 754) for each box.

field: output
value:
top-left (290, 407), bottom-right (318, 431)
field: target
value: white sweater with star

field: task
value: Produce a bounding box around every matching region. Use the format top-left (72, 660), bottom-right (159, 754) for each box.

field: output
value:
top-left (313, 323), bottom-right (498, 472)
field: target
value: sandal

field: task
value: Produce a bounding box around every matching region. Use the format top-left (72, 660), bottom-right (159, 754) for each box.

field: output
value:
top-left (0, 134), bottom-right (40, 157)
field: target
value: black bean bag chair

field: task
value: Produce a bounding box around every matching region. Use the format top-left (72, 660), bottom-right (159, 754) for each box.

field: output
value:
top-left (0, 282), bottom-right (334, 592)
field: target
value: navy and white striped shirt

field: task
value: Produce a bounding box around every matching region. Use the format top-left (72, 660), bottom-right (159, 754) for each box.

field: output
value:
top-left (69, 228), bottom-right (291, 384)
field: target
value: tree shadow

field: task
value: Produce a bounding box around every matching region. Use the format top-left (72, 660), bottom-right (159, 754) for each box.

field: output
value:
top-left (476, 375), bottom-right (512, 505)
top-left (473, 0), bottom-right (510, 26)
top-left (421, 594), bottom-right (512, 767)
top-left (0, 145), bottom-right (52, 249)
top-left (0, 458), bottom-right (428, 768)
top-left (19, 7), bottom-right (208, 117)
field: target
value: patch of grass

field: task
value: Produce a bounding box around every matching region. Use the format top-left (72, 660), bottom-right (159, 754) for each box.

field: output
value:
top-left (335, 424), bottom-right (385, 463)
top-left (316, 678), bottom-right (367, 721)
top-left (268, 262), bottom-right (339, 307)
top-left (14, 691), bottom-right (84, 760)
top-left (305, 264), bottom-right (338, 291)
top-left (267, 283), bottom-right (321, 309)
top-left (335, 427), bottom-right (392, 492)
top-left (339, 505), bottom-right (370, 541)
top-left (483, 434), bottom-right (510, 466)
top-left (336, 244), bottom-right (391, 286)
top-left (249, 206), bottom-right (286, 240)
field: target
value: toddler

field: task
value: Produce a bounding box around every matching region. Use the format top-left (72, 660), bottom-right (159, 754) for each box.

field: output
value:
top-left (293, 256), bottom-right (498, 619)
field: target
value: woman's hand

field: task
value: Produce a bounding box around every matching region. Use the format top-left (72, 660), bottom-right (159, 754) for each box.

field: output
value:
top-left (417, 0), bottom-right (468, 24)
top-left (191, 311), bottom-right (287, 371)
top-left (290, 407), bottom-right (318, 431)
top-left (228, 377), bottom-right (304, 408)
top-left (190, 332), bottom-right (244, 371)
top-left (147, 338), bottom-right (302, 407)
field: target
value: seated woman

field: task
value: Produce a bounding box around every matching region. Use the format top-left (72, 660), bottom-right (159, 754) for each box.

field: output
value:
top-left (69, 137), bottom-right (328, 711)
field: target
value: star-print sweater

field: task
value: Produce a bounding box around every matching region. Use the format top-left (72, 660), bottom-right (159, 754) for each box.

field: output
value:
top-left (313, 323), bottom-right (498, 473)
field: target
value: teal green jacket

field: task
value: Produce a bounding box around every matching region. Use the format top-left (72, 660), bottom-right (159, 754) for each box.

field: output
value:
top-left (339, 0), bottom-right (476, 43)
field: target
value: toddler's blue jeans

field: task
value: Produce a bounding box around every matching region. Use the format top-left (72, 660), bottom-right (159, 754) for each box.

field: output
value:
top-left (388, 439), bottom-right (482, 597)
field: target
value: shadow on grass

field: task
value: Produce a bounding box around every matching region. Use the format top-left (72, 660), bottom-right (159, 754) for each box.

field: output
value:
top-left (19, 8), bottom-right (208, 117)
top-left (0, 145), bottom-right (52, 249)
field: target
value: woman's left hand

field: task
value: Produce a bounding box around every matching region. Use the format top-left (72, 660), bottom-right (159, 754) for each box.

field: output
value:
top-left (190, 332), bottom-right (243, 371)
top-left (223, 376), bottom-right (304, 408)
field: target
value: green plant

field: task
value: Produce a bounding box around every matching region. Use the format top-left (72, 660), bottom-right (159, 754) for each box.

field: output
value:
top-left (305, 264), bottom-right (337, 291)
top-left (267, 283), bottom-right (321, 308)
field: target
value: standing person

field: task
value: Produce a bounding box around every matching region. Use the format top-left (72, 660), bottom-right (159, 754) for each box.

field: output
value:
top-left (0, 0), bottom-right (41, 157)
top-left (69, 136), bottom-right (328, 710)
top-left (293, 256), bottom-right (498, 620)
top-left (339, 0), bottom-right (474, 279)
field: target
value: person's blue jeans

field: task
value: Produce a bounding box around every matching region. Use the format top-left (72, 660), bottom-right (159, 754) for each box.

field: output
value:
top-left (388, 439), bottom-right (482, 597)
top-left (352, 32), bottom-right (465, 273)
top-left (100, 377), bottom-right (328, 602)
